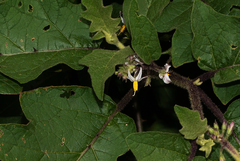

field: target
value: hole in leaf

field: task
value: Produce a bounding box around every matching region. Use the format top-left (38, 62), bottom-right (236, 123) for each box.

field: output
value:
top-left (231, 44), bottom-right (238, 49)
top-left (28, 4), bottom-right (33, 12)
top-left (31, 37), bottom-right (35, 41)
top-left (60, 89), bottom-right (75, 99)
top-left (230, 5), bottom-right (240, 11)
top-left (43, 25), bottom-right (50, 31)
top-left (18, 1), bottom-right (23, 8)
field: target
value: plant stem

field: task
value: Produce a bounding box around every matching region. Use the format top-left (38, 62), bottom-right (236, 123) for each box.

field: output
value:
top-left (220, 138), bottom-right (240, 161)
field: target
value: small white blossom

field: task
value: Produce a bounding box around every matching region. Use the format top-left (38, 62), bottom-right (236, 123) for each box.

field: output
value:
top-left (159, 63), bottom-right (171, 84)
top-left (128, 67), bottom-right (147, 96)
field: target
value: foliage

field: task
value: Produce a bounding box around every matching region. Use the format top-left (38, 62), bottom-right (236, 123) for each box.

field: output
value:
top-left (1, 0), bottom-right (240, 160)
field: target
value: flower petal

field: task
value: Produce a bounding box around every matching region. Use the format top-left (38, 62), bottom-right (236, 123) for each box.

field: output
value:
top-left (164, 64), bottom-right (171, 72)
top-left (135, 67), bottom-right (142, 81)
top-left (163, 74), bottom-right (171, 84)
top-left (127, 69), bottom-right (135, 82)
top-left (159, 74), bottom-right (163, 79)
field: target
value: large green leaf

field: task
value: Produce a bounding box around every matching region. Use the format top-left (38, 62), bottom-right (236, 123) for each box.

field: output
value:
top-left (154, 0), bottom-right (194, 67)
top-left (79, 46), bottom-right (133, 101)
top-left (0, 0), bottom-right (99, 83)
top-left (128, 0), bottom-right (161, 65)
top-left (174, 105), bottom-right (208, 140)
top-left (191, 0), bottom-right (240, 84)
top-left (126, 132), bottom-right (191, 161)
top-left (81, 0), bottom-right (120, 40)
top-left (212, 80), bottom-right (240, 104)
top-left (0, 73), bottom-right (22, 94)
top-left (0, 49), bottom-right (92, 84)
top-left (0, 86), bottom-right (136, 161)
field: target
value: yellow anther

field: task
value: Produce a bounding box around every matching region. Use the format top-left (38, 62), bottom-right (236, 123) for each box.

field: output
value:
top-left (133, 80), bottom-right (138, 91)
top-left (120, 24), bottom-right (126, 33)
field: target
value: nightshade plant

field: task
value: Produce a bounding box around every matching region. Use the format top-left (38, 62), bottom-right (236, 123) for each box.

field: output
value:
top-left (1, 0), bottom-right (240, 160)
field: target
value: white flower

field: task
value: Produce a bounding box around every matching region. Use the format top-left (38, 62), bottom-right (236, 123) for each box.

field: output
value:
top-left (127, 67), bottom-right (147, 96)
top-left (159, 63), bottom-right (171, 84)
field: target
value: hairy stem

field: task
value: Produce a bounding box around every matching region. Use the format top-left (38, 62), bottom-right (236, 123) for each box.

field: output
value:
top-left (220, 138), bottom-right (240, 161)
top-left (188, 139), bottom-right (198, 161)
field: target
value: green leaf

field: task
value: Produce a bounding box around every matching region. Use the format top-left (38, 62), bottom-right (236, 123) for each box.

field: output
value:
top-left (0, 86), bottom-right (136, 161)
top-left (192, 156), bottom-right (213, 161)
top-left (191, 0), bottom-right (240, 83)
top-left (79, 46), bottom-right (133, 100)
top-left (174, 105), bottom-right (208, 140)
top-left (0, 0), bottom-right (97, 54)
top-left (0, 0), bottom-right (100, 83)
top-left (126, 132), bottom-right (191, 161)
top-left (81, 0), bottom-right (120, 40)
top-left (0, 73), bottom-right (22, 94)
top-left (224, 99), bottom-right (240, 129)
top-left (154, 0), bottom-right (194, 67)
top-left (0, 48), bottom-right (92, 84)
top-left (204, 0), bottom-right (240, 15)
top-left (212, 80), bottom-right (240, 104)
top-left (128, 0), bottom-right (161, 64)
top-left (136, 0), bottom-right (169, 23)
top-left (214, 67), bottom-right (240, 84)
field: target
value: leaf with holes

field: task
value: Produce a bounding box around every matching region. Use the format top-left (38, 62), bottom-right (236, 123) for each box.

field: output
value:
top-left (0, 0), bottom-right (100, 83)
top-left (192, 0), bottom-right (240, 84)
top-left (174, 105), bottom-right (208, 140)
top-left (79, 46), bottom-right (133, 101)
top-left (154, 0), bottom-right (194, 67)
top-left (126, 132), bottom-right (191, 161)
top-left (81, 0), bottom-right (120, 40)
top-left (128, 0), bottom-right (161, 65)
top-left (0, 86), bottom-right (136, 161)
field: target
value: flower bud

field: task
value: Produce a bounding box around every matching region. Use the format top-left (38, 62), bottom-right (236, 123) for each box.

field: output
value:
top-left (208, 127), bottom-right (215, 134)
top-left (226, 121), bottom-right (234, 139)
top-left (214, 121), bottom-right (219, 131)
top-left (222, 121), bottom-right (227, 135)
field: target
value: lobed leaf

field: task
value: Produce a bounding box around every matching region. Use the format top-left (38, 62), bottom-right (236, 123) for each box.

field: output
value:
top-left (0, 86), bottom-right (136, 161)
top-left (79, 46), bottom-right (133, 101)
top-left (81, 0), bottom-right (120, 40)
top-left (174, 105), bottom-right (208, 140)
top-left (192, 0), bottom-right (240, 84)
top-left (128, 0), bottom-right (161, 65)
top-left (126, 131), bottom-right (191, 161)
top-left (154, 0), bottom-right (194, 67)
